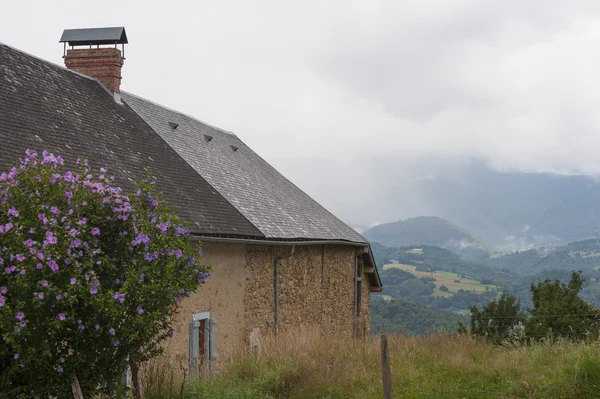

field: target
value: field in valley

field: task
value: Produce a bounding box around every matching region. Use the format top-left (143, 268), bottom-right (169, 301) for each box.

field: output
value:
top-left (383, 263), bottom-right (498, 297)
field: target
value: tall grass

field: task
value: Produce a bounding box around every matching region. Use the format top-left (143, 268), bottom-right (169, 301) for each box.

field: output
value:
top-left (144, 332), bottom-right (600, 398)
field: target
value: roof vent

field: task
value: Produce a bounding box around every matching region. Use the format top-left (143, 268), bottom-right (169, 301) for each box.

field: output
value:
top-left (168, 122), bottom-right (179, 130)
top-left (230, 145), bottom-right (239, 152)
top-left (204, 135), bottom-right (213, 142)
top-left (59, 27), bottom-right (128, 47)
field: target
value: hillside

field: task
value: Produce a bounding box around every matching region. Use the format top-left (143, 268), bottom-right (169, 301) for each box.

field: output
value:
top-left (372, 243), bottom-right (515, 288)
top-left (364, 216), bottom-right (496, 259)
top-left (483, 239), bottom-right (600, 275)
top-left (370, 298), bottom-right (468, 335)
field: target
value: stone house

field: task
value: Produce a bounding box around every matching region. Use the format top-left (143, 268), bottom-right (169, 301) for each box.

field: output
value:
top-left (0, 27), bottom-right (381, 374)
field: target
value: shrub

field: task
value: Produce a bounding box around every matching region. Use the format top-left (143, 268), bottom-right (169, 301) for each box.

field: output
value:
top-left (0, 150), bottom-right (210, 397)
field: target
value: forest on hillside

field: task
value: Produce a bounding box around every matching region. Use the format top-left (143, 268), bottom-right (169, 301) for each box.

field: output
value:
top-left (370, 239), bottom-right (600, 335)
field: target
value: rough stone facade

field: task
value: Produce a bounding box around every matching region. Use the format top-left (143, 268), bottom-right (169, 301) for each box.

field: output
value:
top-left (163, 242), bottom-right (372, 371)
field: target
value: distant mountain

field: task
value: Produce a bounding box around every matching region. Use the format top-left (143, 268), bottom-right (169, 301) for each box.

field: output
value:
top-left (360, 158), bottom-right (599, 248)
top-left (364, 216), bottom-right (496, 259)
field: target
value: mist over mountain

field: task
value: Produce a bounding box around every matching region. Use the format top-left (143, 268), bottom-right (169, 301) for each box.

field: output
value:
top-left (349, 158), bottom-right (599, 249)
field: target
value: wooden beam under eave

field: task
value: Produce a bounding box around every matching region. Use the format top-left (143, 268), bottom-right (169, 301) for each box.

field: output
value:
top-left (364, 265), bottom-right (375, 274)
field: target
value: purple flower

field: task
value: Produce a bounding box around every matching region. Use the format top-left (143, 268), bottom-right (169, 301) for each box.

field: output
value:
top-left (79, 325), bottom-right (85, 331)
top-left (57, 313), bottom-right (66, 321)
top-left (175, 226), bottom-right (189, 235)
top-left (19, 321), bottom-right (26, 328)
top-left (144, 252), bottom-right (159, 261)
top-left (113, 340), bottom-right (120, 347)
top-left (109, 328), bottom-right (115, 335)
top-left (15, 312), bottom-right (24, 321)
top-left (175, 249), bottom-right (183, 259)
top-left (90, 286), bottom-right (98, 295)
top-left (113, 292), bottom-right (125, 303)
top-left (0, 286), bottom-right (6, 295)
top-left (38, 292), bottom-right (44, 300)
top-left (44, 231), bottom-right (57, 246)
top-left (69, 228), bottom-right (79, 237)
top-left (70, 278), bottom-right (77, 285)
top-left (4, 222), bottom-right (13, 232)
top-left (95, 324), bottom-right (100, 331)
top-left (59, 357), bottom-right (65, 363)
top-left (78, 218), bottom-right (87, 226)
top-left (15, 254), bottom-right (25, 262)
top-left (7, 207), bottom-right (18, 217)
top-left (168, 329), bottom-right (174, 338)
top-left (13, 353), bottom-right (19, 360)
top-left (57, 366), bottom-right (63, 373)
top-left (48, 260), bottom-right (59, 273)
top-left (56, 294), bottom-right (63, 301)
top-left (157, 223), bottom-right (169, 234)
top-left (91, 227), bottom-right (100, 236)
top-left (28, 228), bottom-right (35, 234)
top-left (136, 306), bottom-right (144, 315)
top-left (131, 233), bottom-right (150, 246)
top-left (50, 206), bottom-right (60, 215)
top-left (41, 280), bottom-right (48, 287)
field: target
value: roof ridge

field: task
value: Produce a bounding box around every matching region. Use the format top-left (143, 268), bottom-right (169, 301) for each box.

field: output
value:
top-left (0, 41), bottom-right (99, 83)
top-left (121, 91), bottom-right (236, 136)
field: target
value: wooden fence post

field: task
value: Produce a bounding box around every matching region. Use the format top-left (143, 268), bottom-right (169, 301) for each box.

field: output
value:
top-left (381, 335), bottom-right (393, 399)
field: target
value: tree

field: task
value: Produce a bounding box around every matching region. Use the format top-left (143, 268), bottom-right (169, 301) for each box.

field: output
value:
top-left (464, 293), bottom-right (525, 344)
top-left (0, 150), bottom-right (210, 397)
top-left (526, 271), bottom-right (600, 341)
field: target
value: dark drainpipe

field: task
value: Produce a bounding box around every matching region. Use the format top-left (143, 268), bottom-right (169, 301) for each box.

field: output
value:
top-left (274, 246), bottom-right (295, 338)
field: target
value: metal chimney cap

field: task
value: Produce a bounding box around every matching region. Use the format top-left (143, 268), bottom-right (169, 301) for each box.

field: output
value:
top-left (59, 27), bottom-right (128, 46)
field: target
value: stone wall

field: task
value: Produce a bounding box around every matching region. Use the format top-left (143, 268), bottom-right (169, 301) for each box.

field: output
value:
top-left (244, 245), bottom-right (357, 345)
top-left (164, 242), bottom-right (370, 371)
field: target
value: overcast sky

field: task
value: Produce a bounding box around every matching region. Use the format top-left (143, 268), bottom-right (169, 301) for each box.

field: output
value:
top-left (3, 1), bottom-right (600, 227)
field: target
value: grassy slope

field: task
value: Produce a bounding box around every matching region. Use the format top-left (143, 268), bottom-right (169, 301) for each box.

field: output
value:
top-left (383, 263), bottom-right (498, 296)
top-left (145, 334), bottom-right (600, 399)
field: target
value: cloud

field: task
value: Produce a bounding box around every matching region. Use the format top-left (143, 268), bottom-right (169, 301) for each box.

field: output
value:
top-left (3, 0), bottom-right (600, 227)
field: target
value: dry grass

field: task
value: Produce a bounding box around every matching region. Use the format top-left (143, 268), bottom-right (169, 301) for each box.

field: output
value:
top-left (144, 331), bottom-right (600, 398)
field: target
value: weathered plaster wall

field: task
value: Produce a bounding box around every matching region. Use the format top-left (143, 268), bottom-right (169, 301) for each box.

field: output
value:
top-left (163, 242), bottom-right (247, 370)
top-left (164, 242), bottom-right (370, 371)
top-left (244, 245), bottom-right (356, 344)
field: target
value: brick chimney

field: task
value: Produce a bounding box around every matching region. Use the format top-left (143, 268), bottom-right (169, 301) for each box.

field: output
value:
top-left (64, 48), bottom-right (124, 93)
top-left (60, 27), bottom-right (128, 94)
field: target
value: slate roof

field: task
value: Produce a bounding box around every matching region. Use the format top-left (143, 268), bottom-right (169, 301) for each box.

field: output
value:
top-left (121, 92), bottom-right (367, 243)
top-left (0, 43), bottom-right (262, 238)
top-left (0, 42), bottom-right (367, 245)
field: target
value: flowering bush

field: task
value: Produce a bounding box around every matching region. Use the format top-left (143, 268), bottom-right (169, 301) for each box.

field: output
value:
top-left (0, 150), bottom-right (210, 397)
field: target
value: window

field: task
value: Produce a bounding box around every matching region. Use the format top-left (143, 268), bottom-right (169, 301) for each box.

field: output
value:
top-left (189, 312), bottom-right (216, 377)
